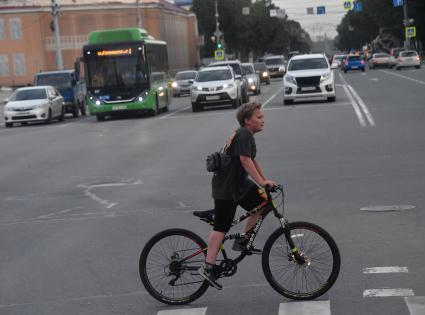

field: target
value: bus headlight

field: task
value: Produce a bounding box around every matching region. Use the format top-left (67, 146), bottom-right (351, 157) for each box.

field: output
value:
top-left (90, 96), bottom-right (103, 106)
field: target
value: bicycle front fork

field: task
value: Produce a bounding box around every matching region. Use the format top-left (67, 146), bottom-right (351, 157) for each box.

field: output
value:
top-left (280, 218), bottom-right (307, 265)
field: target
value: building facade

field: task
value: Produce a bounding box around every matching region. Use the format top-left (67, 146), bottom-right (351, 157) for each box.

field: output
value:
top-left (0, 0), bottom-right (199, 86)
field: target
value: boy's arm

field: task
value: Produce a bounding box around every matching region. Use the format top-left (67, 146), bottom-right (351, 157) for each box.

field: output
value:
top-left (253, 159), bottom-right (266, 182)
top-left (240, 156), bottom-right (273, 187)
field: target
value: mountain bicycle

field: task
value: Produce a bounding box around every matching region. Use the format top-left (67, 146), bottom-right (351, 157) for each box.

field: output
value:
top-left (139, 185), bottom-right (340, 305)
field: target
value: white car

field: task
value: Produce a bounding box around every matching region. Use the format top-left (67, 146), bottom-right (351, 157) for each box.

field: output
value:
top-left (4, 86), bottom-right (65, 128)
top-left (395, 50), bottom-right (421, 70)
top-left (242, 63), bottom-right (261, 95)
top-left (331, 54), bottom-right (346, 69)
top-left (283, 54), bottom-right (335, 105)
top-left (190, 66), bottom-right (241, 112)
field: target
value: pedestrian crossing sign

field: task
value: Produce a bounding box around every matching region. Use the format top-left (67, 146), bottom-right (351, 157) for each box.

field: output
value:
top-left (343, 0), bottom-right (353, 11)
top-left (214, 49), bottom-right (225, 60)
top-left (406, 26), bottom-right (416, 38)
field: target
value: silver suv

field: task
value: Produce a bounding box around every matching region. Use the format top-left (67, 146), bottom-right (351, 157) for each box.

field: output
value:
top-left (190, 66), bottom-right (242, 112)
top-left (264, 55), bottom-right (286, 78)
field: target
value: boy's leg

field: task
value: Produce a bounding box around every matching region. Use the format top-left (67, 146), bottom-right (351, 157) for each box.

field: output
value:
top-left (206, 231), bottom-right (225, 265)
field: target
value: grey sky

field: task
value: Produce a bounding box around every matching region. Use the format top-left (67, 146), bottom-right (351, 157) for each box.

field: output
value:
top-left (272, 0), bottom-right (348, 40)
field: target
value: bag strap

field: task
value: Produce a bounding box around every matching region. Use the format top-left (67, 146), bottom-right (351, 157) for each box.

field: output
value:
top-left (222, 130), bottom-right (236, 153)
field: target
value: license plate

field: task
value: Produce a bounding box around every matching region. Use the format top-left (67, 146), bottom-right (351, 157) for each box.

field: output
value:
top-left (206, 95), bottom-right (220, 101)
top-left (351, 66), bottom-right (358, 69)
top-left (301, 87), bottom-right (316, 92)
top-left (112, 105), bottom-right (127, 110)
top-left (16, 111), bottom-right (30, 115)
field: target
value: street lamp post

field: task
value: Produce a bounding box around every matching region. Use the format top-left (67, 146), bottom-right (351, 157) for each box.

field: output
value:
top-left (136, 0), bottom-right (142, 28)
top-left (51, 0), bottom-right (63, 70)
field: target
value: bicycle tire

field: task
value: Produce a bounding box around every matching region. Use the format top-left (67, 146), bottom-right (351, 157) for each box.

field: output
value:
top-left (139, 228), bottom-right (210, 305)
top-left (262, 221), bottom-right (340, 300)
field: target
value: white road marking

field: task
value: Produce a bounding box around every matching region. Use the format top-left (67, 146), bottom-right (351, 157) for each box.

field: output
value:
top-left (381, 70), bottom-right (425, 85)
top-left (346, 85), bottom-right (376, 126)
top-left (405, 296), bottom-right (425, 315)
top-left (38, 206), bottom-right (83, 219)
top-left (158, 307), bottom-right (207, 315)
top-left (262, 86), bottom-right (284, 108)
top-left (342, 84), bottom-right (366, 127)
top-left (279, 300), bottom-right (331, 315)
top-left (371, 78), bottom-right (379, 81)
top-left (360, 205), bottom-right (416, 212)
top-left (339, 73), bottom-right (375, 127)
top-left (178, 201), bottom-right (186, 208)
top-left (160, 105), bottom-right (191, 119)
top-left (363, 288), bottom-right (414, 298)
top-left (363, 266), bottom-right (408, 274)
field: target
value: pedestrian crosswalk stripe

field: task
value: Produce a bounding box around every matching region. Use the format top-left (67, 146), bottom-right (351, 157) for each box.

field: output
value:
top-left (363, 288), bottom-right (414, 298)
top-left (278, 300), bottom-right (330, 315)
top-left (363, 266), bottom-right (408, 274)
top-left (405, 297), bottom-right (425, 315)
top-left (157, 307), bottom-right (207, 315)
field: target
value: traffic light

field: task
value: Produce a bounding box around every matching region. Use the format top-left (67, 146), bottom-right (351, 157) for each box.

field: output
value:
top-left (217, 41), bottom-right (222, 49)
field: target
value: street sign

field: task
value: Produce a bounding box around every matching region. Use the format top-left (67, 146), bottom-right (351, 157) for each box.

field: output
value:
top-left (306, 7), bottom-right (314, 15)
top-left (214, 49), bottom-right (225, 60)
top-left (353, 1), bottom-right (363, 12)
top-left (343, 0), bottom-right (353, 11)
top-left (406, 26), bottom-right (416, 38)
top-left (242, 7), bottom-right (250, 15)
top-left (393, 0), bottom-right (403, 7)
top-left (317, 6), bottom-right (326, 15)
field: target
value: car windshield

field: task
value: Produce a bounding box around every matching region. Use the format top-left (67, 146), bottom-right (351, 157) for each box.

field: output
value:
top-left (333, 55), bottom-right (345, 61)
top-left (36, 73), bottom-right (72, 89)
top-left (401, 51), bottom-right (418, 57)
top-left (196, 70), bottom-right (232, 82)
top-left (10, 89), bottom-right (47, 101)
top-left (265, 57), bottom-right (284, 65)
top-left (210, 63), bottom-right (241, 75)
top-left (375, 54), bottom-right (389, 58)
top-left (175, 72), bottom-right (197, 80)
top-left (348, 56), bottom-right (361, 61)
top-left (242, 65), bottom-right (254, 74)
top-left (288, 58), bottom-right (328, 71)
top-left (253, 63), bottom-right (267, 71)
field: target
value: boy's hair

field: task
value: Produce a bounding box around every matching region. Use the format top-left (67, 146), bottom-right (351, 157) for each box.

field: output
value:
top-left (236, 102), bottom-right (262, 126)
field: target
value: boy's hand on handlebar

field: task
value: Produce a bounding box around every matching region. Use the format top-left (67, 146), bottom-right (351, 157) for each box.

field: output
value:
top-left (262, 180), bottom-right (276, 189)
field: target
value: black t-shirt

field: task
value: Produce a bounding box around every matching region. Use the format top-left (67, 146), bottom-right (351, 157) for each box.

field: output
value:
top-left (212, 127), bottom-right (257, 201)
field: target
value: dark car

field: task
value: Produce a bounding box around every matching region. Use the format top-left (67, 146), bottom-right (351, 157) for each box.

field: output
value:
top-left (253, 62), bottom-right (270, 85)
top-left (208, 61), bottom-right (249, 103)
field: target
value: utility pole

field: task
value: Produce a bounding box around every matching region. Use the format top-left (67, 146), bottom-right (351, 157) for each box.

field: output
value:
top-left (51, 0), bottom-right (63, 70)
top-left (215, 0), bottom-right (219, 43)
top-left (403, 0), bottom-right (410, 49)
top-left (136, 0), bottom-right (142, 28)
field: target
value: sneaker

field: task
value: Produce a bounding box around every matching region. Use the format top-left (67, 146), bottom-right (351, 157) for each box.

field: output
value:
top-left (197, 265), bottom-right (222, 290)
top-left (232, 237), bottom-right (262, 255)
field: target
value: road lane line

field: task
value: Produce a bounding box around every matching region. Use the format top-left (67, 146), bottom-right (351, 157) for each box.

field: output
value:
top-left (346, 84), bottom-right (376, 126)
top-left (160, 105), bottom-right (191, 119)
top-left (363, 266), bottom-right (408, 274)
top-left (38, 206), bottom-right (84, 219)
top-left (279, 300), bottom-right (330, 315)
top-left (158, 307), bottom-right (207, 315)
top-left (381, 70), bottom-right (425, 85)
top-left (405, 297), bottom-right (425, 315)
top-left (342, 84), bottom-right (366, 127)
top-left (262, 86), bottom-right (284, 108)
top-left (363, 288), bottom-right (414, 298)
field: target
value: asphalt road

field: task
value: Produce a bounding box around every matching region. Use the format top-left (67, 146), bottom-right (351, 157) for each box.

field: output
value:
top-left (1, 67), bottom-right (425, 315)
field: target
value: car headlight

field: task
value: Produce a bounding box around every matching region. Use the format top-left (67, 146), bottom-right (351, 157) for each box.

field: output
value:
top-left (320, 72), bottom-right (331, 82)
top-left (196, 86), bottom-right (202, 91)
top-left (223, 83), bottom-right (235, 89)
top-left (262, 71), bottom-right (268, 77)
top-left (284, 74), bottom-right (297, 85)
top-left (279, 66), bottom-right (285, 72)
top-left (248, 78), bottom-right (254, 83)
top-left (171, 81), bottom-right (178, 88)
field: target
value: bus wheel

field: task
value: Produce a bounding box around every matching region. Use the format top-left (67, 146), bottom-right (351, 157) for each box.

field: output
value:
top-left (96, 114), bottom-right (105, 121)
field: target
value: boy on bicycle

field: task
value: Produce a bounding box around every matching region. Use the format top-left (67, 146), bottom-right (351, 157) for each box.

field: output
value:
top-left (198, 102), bottom-right (275, 290)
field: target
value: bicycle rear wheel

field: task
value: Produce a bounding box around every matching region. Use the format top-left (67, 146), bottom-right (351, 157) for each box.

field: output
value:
top-left (262, 221), bottom-right (340, 300)
top-left (139, 228), bottom-right (210, 305)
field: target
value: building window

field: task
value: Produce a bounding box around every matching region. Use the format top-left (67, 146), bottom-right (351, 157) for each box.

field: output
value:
top-left (13, 53), bottom-right (26, 76)
top-left (9, 18), bottom-right (22, 40)
top-left (0, 55), bottom-right (9, 77)
top-left (0, 19), bottom-right (5, 40)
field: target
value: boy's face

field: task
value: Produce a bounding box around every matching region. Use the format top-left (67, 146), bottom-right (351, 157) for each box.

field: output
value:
top-left (245, 108), bottom-right (264, 133)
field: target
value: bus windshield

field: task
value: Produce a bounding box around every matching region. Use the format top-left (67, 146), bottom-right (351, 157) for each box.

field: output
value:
top-left (86, 51), bottom-right (149, 91)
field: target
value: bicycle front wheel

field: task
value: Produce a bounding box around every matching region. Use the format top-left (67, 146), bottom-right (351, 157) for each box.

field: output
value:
top-left (139, 228), bottom-right (210, 305)
top-left (262, 221), bottom-right (340, 300)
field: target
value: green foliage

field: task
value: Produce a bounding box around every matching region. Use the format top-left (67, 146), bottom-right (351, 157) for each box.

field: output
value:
top-left (192, 0), bottom-right (311, 60)
top-left (335, 0), bottom-right (424, 51)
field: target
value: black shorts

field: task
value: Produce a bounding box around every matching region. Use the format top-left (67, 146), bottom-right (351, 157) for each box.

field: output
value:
top-left (213, 186), bottom-right (268, 233)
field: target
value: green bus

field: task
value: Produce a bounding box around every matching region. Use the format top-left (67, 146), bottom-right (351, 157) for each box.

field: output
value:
top-left (83, 28), bottom-right (171, 121)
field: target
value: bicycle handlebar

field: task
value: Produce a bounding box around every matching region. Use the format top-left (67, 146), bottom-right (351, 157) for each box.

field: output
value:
top-left (265, 184), bottom-right (283, 193)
